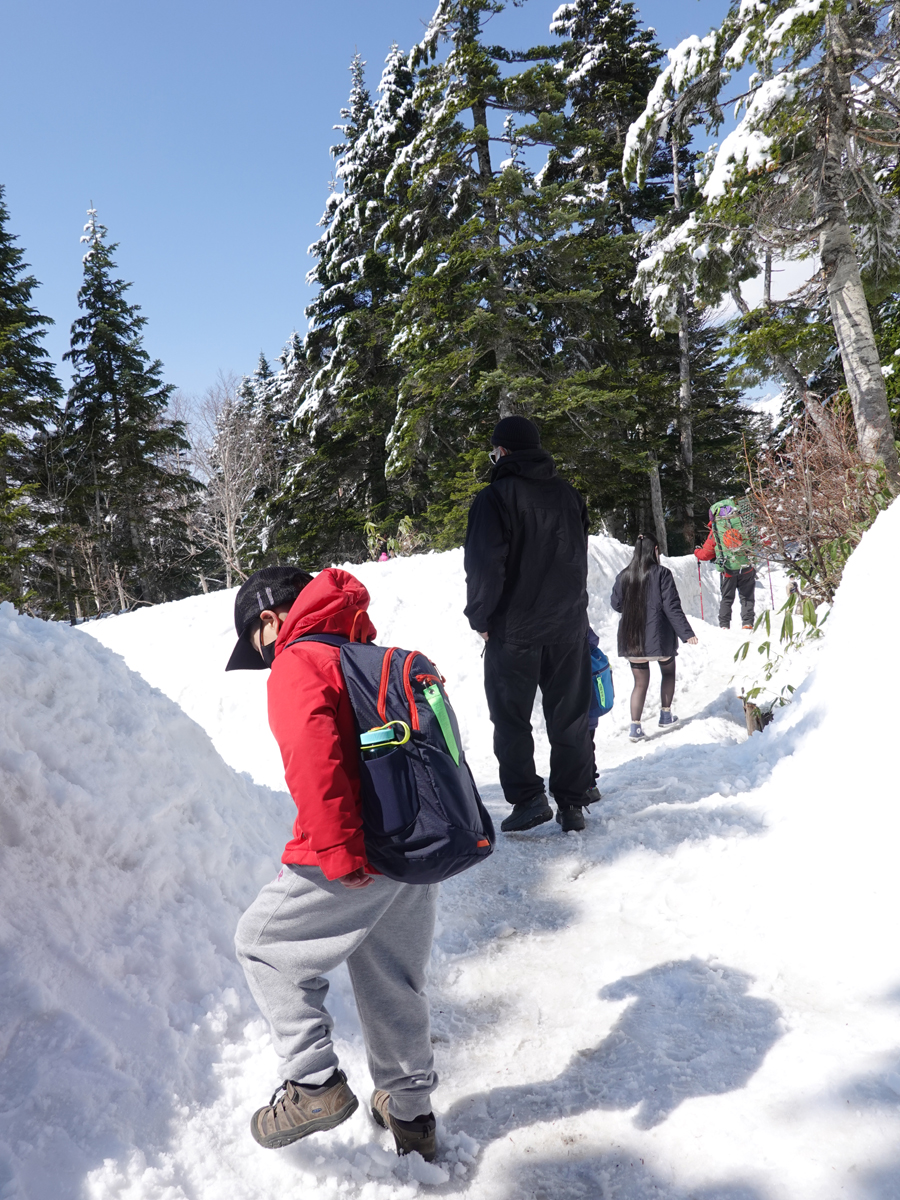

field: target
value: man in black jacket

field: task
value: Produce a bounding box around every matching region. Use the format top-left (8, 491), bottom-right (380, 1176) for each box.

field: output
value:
top-left (464, 416), bottom-right (595, 834)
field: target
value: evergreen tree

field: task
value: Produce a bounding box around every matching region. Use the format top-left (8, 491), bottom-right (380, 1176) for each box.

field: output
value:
top-left (57, 209), bottom-right (196, 614)
top-left (273, 48), bottom-right (421, 566)
top-left (623, 0), bottom-right (900, 486)
top-left (535, 0), bottom-right (691, 549)
top-left (386, 0), bottom-right (749, 550)
top-left (385, 0), bottom-right (560, 531)
top-left (0, 185), bottom-right (63, 607)
top-left (276, 4), bottom-right (762, 561)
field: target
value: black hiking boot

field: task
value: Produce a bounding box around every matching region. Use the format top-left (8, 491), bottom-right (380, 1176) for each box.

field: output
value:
top-left (555, 804), bottom-right (586, 832)
top-left (500, 793), bottom-right (553, 832)
top-left (371, 1090), bottom-right (437, 1161)
top-left (585, 785), bottom-right (602, 804)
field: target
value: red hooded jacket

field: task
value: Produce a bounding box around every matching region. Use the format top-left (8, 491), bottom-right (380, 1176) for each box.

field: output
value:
top-left (694, 528), bottom-right (717, 563)
top-left (266, 568), bottom-right (377, 880)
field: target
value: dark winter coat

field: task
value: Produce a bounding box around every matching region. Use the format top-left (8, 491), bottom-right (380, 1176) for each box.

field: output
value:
top-left (267, 568), bottom-right (377, 880)
top-left (610, 564), bottom-right (695, 659)
top-left (464, 448), bottom-right (589, 645)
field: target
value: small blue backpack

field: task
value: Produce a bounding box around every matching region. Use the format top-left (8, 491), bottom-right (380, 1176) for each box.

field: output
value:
top-left (286, 634), bottom-right (494, 884)
top-left (589, 645), bottom-right (615, 727)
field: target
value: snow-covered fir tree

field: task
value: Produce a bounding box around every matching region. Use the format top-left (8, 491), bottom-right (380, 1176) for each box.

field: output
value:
top-left (383, 0), bottom-right (587, 541)
top-left (57, 209), bottom-right (196, 614)
top-left (623, 0), bottom-right (900, 486)
top-left (273, 48), bottom-right (421, 565)
top-left (0, 186), bottom-right (63, 609)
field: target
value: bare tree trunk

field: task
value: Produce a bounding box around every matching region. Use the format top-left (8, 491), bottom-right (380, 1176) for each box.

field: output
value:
top-left (113, 562), bottom-right (127, 612)
top-left (471, 94), bottom-right (513, 419)
top-left (763, 251), bottom-right (772, 308)
top-left (818, 19), bottom-right (900, 487)
top-left (128, 512), bottom-right (154, 604)
top-left (672, 138), bottom-right (695, 546)
top-left (677, 291), bottom-right (695, 546)
top-left (189, 536), bottom-right (209, 594)
top-left (68, 558), bottom-right (81, 624)
top-left (648, 452), bottom-right (669, 555)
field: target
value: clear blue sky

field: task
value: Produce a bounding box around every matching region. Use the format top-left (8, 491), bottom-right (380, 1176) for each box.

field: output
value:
top-left (1, 0), bottom-right (728, 398)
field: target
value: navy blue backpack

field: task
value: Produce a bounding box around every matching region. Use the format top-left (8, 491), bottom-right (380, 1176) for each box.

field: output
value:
top-left (287, 634), bottom-right (494, 884)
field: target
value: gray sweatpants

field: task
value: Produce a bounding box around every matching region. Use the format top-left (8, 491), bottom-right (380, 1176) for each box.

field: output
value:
top-left (235, 864), bottom-right (438, 1121)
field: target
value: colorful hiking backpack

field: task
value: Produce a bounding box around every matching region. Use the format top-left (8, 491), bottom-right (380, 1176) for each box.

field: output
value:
top-left (589, 645), bottom-right (614, 727)
top-left (710, 497), bottom-right (754, 573)
top-left (286, 633), bottom-right (494, 885)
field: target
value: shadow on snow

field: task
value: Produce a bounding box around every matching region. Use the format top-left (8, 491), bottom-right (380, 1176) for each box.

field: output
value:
top-left (444, 958), bottom-right (782, 1139)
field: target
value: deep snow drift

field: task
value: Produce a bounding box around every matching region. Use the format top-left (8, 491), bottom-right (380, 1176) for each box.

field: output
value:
top-left (1, 520), bottom-right (898, 1199)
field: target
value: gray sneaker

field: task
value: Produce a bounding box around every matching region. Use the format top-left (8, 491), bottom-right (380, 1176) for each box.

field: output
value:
top-left (500, 793), bottom-right (553, 832)
top-left (250, 1071), bottom-right (358, 1148)
top-left (371, 1090), bottom-right (437, 1161)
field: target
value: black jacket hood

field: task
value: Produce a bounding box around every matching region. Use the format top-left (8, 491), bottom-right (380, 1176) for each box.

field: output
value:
top-left (490, 448), bottom-right (556, 484)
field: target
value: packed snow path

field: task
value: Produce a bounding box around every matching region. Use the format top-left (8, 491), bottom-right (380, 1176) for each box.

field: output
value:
top-left (2, 522), bottom-right (899, 1199)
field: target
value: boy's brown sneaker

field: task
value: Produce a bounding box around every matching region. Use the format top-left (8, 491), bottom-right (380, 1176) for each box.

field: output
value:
top-left (250, 1070), bottom-right (358, 1148)
top-left (370, 1090), bottom-right (437, 1161)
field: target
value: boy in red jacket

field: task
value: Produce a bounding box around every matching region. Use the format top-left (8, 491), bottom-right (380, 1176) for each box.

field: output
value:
top-left (226, 566), bottom-right (438, 1160)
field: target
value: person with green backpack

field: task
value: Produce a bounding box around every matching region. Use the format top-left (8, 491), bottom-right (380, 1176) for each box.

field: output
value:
top-left (694, 497), bottom-right (757, 629)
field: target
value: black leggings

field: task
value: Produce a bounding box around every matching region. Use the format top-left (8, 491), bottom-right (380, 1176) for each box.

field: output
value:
top-left (629, 658), bottom-right (676, 721)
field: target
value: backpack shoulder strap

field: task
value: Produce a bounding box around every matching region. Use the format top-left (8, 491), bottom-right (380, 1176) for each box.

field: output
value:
top-left (283, 633), bottom-right (351, 650)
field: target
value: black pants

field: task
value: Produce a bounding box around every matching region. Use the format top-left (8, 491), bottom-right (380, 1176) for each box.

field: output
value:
top-left (719, 567), bottom-right (756, 628)
top-left (483, 638), bottom-right (595, 807)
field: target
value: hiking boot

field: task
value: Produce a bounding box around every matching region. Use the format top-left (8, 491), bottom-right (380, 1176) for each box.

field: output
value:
top-left (250, 1070), bottom-right (358, 1149)
top-left (742, 624), bottom-right (753, 630)
top-left (555, 804), bottom-right (586, 832)
top-left (371, 1090), bottom-right (437, 1161)
top-left (629, 722), bottom-right (645, 742)
top-left (658, 710), bottom-right (678, 729)
top-left (585, 785), bottom-right (602, 804)
top-left (500, 793), bottom-right (553, 832)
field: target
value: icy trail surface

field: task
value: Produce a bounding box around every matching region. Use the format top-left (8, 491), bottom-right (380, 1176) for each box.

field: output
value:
top-left (2, 520), bottom-right (899, 1199)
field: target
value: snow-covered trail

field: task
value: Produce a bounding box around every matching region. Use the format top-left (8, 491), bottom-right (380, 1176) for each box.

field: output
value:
top-left (3, 521), bottom-right (893, 1199)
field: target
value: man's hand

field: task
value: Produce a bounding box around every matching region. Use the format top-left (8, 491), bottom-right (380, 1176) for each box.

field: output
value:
top-left (337, 868), bottom-right (372, 889)
top-left (479, 631), bottom-right (489, 641)
top-left (686, 636), bottom-right (699, 645)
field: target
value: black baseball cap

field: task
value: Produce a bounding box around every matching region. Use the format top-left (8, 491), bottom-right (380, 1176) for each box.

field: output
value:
top-left (225, 565), bottom-right (314, 672)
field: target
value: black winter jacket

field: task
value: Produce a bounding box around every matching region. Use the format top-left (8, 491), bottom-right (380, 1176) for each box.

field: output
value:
top-left (464, 449), bottom-right (589, 645)
top-left (610, 564), bottom-right (695, 659)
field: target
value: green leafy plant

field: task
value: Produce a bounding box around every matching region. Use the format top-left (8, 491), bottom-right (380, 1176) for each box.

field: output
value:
top-left (365, 516), bottom-right (424, 559)
top-left (734, 591), bottom-right (825, 713)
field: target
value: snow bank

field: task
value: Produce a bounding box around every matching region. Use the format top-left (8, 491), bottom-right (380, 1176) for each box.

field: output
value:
top-left (0, 602), bottom-right (292, 1198)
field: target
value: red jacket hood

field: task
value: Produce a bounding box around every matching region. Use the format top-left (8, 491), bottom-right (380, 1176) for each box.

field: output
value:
top-left (273, 568), bottom-right (376, 657)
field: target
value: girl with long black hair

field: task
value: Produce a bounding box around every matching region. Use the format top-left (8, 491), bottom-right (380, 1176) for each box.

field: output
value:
top-left (610, 535), bottom-right (698, 742)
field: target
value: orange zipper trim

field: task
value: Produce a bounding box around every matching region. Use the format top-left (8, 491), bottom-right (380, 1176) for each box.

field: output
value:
top-left (414, 673), bottom-right (441, 687)
top-left (377, 648), bottom-right (396, 723)
top-left (402, 652), bottom-right (421, 731)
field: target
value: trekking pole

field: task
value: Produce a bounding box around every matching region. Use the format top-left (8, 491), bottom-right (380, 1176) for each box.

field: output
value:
top-left (766, 555), bottom-right (775, 609)
top-left (697, 559), bottom-right (704, 622)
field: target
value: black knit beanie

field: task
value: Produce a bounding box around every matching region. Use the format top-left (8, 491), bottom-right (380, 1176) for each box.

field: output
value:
top-left (491, 415), bottom-right (541, 452)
